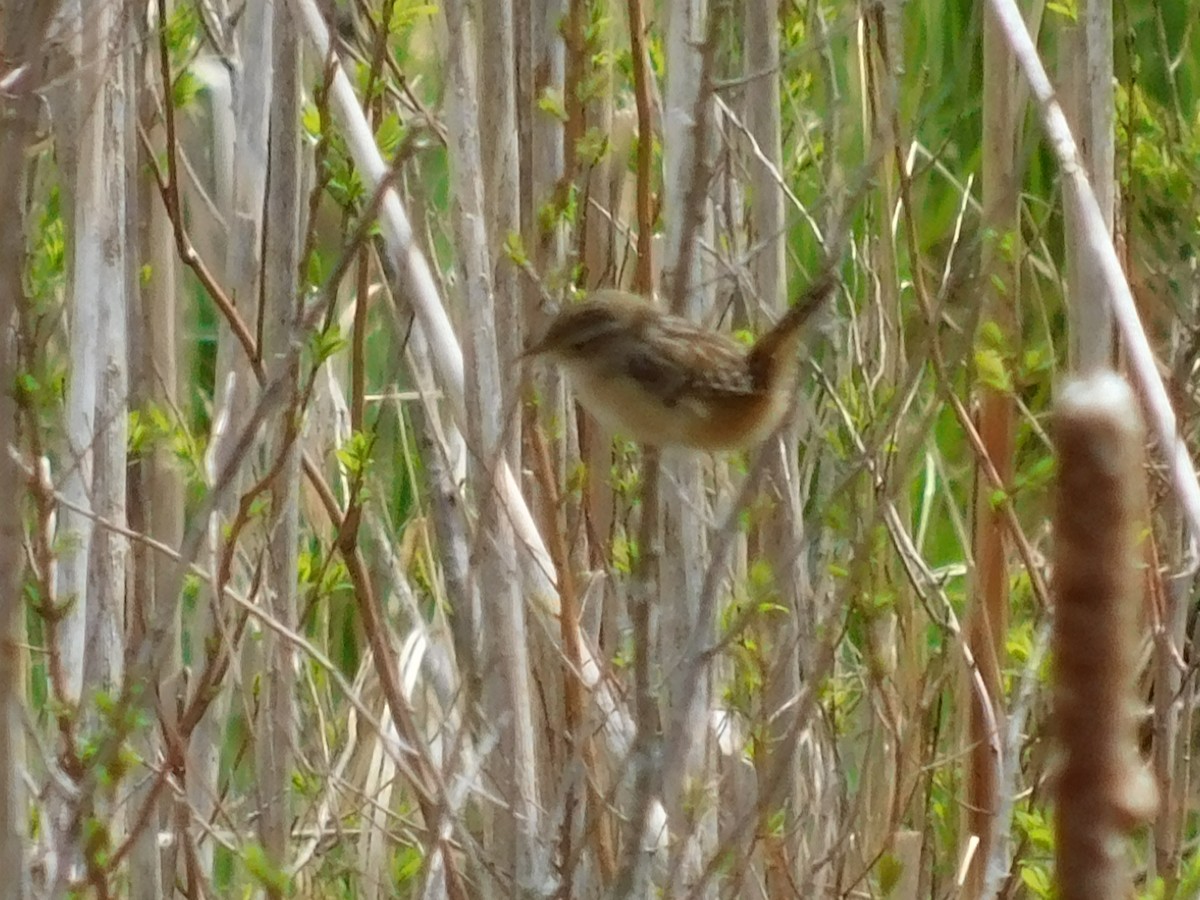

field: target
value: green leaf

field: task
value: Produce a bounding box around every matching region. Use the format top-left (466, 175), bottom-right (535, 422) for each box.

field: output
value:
top-left (164, 3), bottom-right (199, 52)
top-left (611, 534), bottom-right (638, 574)
top-left (1015, 454), bottom-right (1055, 492)
top-left (376, 113), bottom-right (406, 159)
top-left (1019, 863), bottom-right (1053, 897)
top-left (976, 318), bottom-right (1008, 353)
top-left (537, 87), bottom-right (569, 122)
top-left (1047, 0), bottom-right (1078, 21)
top-left (974, 347), bottom-right (1013, 393)
top-left (244, 842), bottom-right (289, 892)
top-left (309, 324), bottom-right (347, 366)
top-left (877, 851), bottom-right (904, 895)
top-left (14, 371), bottom-right (38, 402)
top-left (306, 249), bottom-right (329, 287)
top-left (301, 103), bottom-right (322, 139)
top-left (1015, 808), bottom-right (1054, 850)
top-left (576, 126), bottom-right (610, 166)
top-left (172, 69), bottom-right (202, 110)
top-left (765, 808), bottom-right (786, 837)
top-left (390, 2), bottom-right (438, 33)
top-left (504, 231), bottom-right (528, 266)
top-left (336, 430), bottom-right (375, 479)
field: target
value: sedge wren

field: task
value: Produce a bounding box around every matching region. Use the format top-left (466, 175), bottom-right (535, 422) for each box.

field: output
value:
top-left (525, 273), bottom-right (837, 450)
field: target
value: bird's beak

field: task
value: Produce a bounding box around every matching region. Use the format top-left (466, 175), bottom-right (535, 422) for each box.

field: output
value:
top-left (519, 338), bottom-right (548, 360)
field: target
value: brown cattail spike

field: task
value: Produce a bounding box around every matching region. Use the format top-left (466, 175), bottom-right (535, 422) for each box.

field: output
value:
top-left (1052, 371), bottom-right (1158, 900)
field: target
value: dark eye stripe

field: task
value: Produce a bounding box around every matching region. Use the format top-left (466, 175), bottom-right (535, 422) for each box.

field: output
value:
top-left (540, 305), bottom-right (624, 353)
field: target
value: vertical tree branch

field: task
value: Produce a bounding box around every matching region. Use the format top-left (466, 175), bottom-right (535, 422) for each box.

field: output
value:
top-left (627, 0), bottom-right (655, 293)
top-left (443, 0), bottom-right (545, 889)
top-left (0, 5), bottom-right (64, 896)
top-left (256, 2), bottom-right (300, 887)
top-left (966, 2), bottom-right (1018, 893)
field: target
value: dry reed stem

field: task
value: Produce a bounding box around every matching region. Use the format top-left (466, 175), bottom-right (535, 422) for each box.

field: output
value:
top-left (1053, 372), bottom-right (1157, 900)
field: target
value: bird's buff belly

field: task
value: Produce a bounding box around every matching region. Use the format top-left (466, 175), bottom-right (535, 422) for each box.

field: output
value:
top-left (562, 365), bottom-right (783, 451)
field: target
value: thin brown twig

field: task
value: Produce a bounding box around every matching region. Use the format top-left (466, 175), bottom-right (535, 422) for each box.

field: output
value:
top-left (528, 424), bottom-right (617, 887)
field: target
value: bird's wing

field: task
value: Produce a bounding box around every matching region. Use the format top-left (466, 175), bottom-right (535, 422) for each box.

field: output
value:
top-left (624, 327), bottom-right (759, 409)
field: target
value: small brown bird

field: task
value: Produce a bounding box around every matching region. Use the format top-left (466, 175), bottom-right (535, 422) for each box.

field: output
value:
top-left (525, 273), bottom-right (837, 450)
